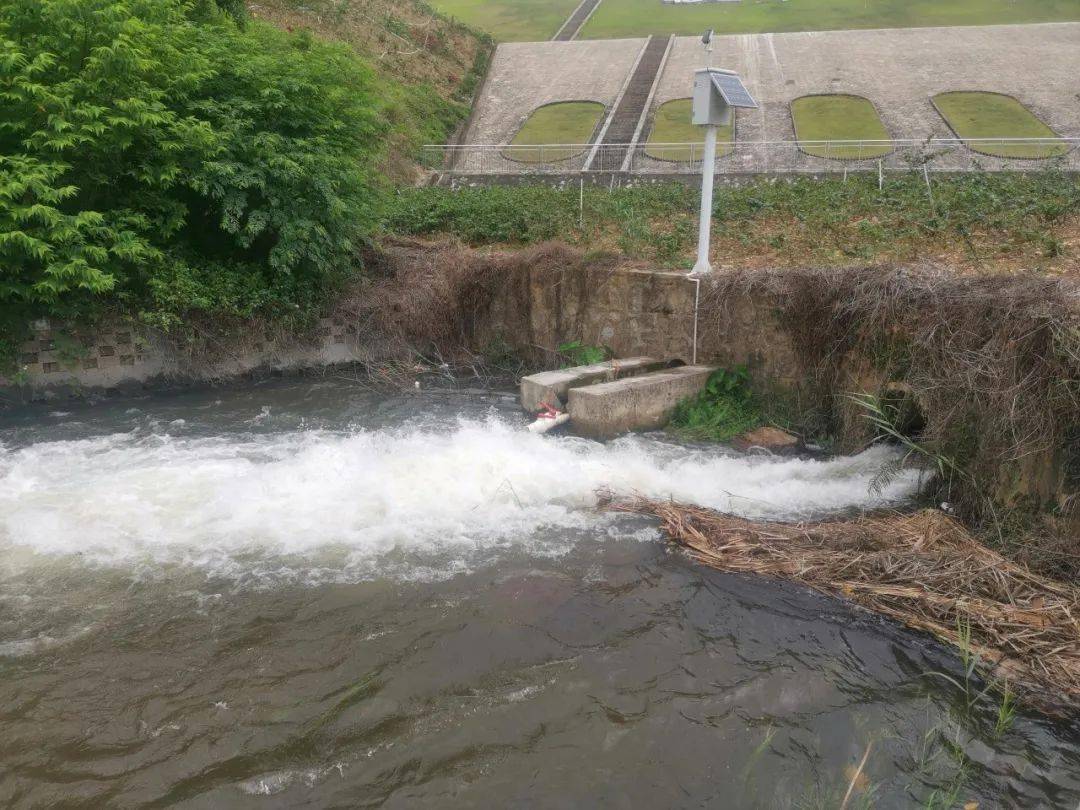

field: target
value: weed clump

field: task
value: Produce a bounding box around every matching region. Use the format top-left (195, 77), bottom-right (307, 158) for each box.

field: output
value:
top-left (669, 367), bottom-right (762, 441)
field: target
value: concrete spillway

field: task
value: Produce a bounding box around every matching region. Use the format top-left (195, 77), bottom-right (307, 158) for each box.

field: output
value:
top-left (521, 358), bottom-right (715, 439)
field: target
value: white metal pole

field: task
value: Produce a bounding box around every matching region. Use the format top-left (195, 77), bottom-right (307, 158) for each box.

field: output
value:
top-left (692, 124), bottom-right (718, 276)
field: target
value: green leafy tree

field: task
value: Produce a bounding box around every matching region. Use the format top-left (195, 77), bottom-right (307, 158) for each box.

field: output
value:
top-left (0, 0), bottom-right (384, 342)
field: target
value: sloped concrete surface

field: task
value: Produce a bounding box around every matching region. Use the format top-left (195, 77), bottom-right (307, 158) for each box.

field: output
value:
top-left (648, 23), bottom-right (1080, 144)
top-left (466, 38), bottom-right (646, 146)
top-left (568, 365), bottom-right (715, 439)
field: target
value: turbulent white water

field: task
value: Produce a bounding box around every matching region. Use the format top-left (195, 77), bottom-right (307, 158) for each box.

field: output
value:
top-left (0, 416), bottom-right (920, 582)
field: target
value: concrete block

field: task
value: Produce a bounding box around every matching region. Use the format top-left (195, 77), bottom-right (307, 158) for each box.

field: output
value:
top-left (520, 357), bottom-right (665, 412)
top-left (568, 365), bottom-right (716, 439)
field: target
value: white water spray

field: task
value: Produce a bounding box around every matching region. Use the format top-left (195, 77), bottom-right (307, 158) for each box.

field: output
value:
top-left (0, 417), bottom-right (920, 581)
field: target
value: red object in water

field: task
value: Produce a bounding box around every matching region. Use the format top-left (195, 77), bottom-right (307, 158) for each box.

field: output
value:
top-left (536, 403), bottom-right (562, 419)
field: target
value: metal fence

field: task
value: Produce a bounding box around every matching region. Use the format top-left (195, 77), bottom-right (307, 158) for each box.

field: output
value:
top-left (422, 138), bottom-right (1080, 176)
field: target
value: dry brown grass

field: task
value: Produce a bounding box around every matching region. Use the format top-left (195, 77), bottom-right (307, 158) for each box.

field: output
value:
top-left (611, 497), bottom-right (1080, 711)
top-left (701, 265), bottom-right (1080, 543)
top-left (247, 0), bottom-right (482, 95)
top-left (247, 0), bottom-right (490, 183)
top-left (336, 236), bottom-right (624, 361)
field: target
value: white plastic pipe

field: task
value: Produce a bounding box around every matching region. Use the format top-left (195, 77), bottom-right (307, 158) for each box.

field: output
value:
top-left (692, 124), bottom-right (717, 276)
top-left (527, 413), bottom-right (571, 434)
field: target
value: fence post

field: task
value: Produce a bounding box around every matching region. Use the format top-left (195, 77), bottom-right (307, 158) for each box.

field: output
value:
top-left (579, 177), bottom-right (584, 228)
top-left (878, 159), bottom-right (883, 190)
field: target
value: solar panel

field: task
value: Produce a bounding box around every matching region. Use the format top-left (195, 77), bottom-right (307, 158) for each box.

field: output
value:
top-left (710, 72), bottom-right (758, 109)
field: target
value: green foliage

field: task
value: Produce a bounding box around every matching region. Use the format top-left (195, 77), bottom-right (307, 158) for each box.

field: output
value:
top-left (383, 173), bottom-right (1080, 269)
top-left (0, 0), bottom-right (385, 338)
top-left (557, 340), bottom-right (607, 367)
top-left (849, 392), bottom-right (965, 499)
top-left (211, 0), bottom-right (247, 25)
top-left (669, 366), bottom-right (762, 441)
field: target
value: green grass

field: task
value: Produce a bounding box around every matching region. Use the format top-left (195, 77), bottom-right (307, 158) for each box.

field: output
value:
top-left (932, 92), bottom-right (1069, 159)
top-left (580, 0), bottom-right (1080, 39)
top-left (504, 101), bottom-right (604, 163)
top-left (383, 172), bottom-right (1080, 270)
top-left (427, 0), bottom-right (581, 40)
top-left (669, 367), bottom-right (762, 441)
top-left (644, 98), bottom-right (733, 161)
top-left (790, 95), bottom-right (892, 160)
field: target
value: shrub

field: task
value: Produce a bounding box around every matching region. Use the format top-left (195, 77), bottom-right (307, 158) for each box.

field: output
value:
top-left (669, 367), bottom-right (762, 441)
top-left (0, 0), bottom-right (385, 339)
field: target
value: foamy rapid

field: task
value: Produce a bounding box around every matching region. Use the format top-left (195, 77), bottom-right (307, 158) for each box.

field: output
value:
top-left (0, 417), bottom-right (921, 581)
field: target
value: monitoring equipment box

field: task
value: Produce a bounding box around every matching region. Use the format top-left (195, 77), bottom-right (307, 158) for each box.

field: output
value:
top-left (692, 68), bottom-right (758, 126)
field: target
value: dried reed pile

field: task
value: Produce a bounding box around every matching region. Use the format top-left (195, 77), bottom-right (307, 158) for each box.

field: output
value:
top-left (612, 498), bottom-right (1080, 709)
top-left (702, 266), bottom-right (1080, 543)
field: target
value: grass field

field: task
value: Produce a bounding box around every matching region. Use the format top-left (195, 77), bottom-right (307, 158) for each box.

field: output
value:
top-left (790, 95), bottom-right (892, 160)
top-left (428, 0), bottom-right (580, 40)
top-left (580, 0), bottom-right (1080, 39)
top-left (644, 98), bottom-right (732, 161)
top-left (932, 92), bottom-right (1069, 159)
top-left (385, 173), bottom-right (1080, 275)
top-left (504, 101), bottom-right (605, 162)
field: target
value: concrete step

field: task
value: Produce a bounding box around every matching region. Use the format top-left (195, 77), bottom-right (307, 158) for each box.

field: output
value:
top-left (567, 365), bottom-right (716, 439)
top-left (520, 357), bottom-right (666, 412)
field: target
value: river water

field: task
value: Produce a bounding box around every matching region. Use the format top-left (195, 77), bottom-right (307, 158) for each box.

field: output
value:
top-left (1, 378), bottom-right (1078, 808)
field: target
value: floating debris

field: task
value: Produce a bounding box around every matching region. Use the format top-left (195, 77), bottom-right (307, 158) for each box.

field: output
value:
top-left (609, 497), bottom-right (1080, 711)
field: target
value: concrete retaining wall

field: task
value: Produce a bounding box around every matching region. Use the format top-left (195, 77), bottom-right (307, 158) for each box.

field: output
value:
top-left (3, 260), bottom-right (1071, 512)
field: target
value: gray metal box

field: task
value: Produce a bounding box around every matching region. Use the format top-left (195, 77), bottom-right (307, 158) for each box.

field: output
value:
top-left (692, 68), bottom-right (757, 126)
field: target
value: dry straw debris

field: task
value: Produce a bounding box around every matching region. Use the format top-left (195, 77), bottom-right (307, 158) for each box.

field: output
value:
top-left (700, 265), bottom-right (1080, 570)
top-left (611, 497), bottom-right (1080, 711)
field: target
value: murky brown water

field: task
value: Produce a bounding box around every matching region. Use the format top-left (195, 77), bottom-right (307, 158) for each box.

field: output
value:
top-left (1, 379), bottom-right (1078, 808)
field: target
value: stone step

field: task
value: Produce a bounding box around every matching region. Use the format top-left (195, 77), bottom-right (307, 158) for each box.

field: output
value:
top-left (567, 365), bottom-right (716, 439)
top-left (520, 357), bottom-right (666, 412)
top-left (594, 35), bottom-right (672, 167)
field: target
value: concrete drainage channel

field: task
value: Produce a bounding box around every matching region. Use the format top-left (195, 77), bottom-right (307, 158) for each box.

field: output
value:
top-left (521, 357), bottom-right (715, 438)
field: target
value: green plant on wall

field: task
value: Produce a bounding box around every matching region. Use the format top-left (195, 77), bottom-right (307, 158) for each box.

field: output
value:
top-left (557, 340), bottom-right (608, 367)
top-left (669, 366), bottom-right (762, 441)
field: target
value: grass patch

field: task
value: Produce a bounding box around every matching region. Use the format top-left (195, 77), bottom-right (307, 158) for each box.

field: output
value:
top-left (580, 0), bottom-right (1080, 39)
top-left (557, 340), bottom-right (608, 366)
top-left (505, 101), bottom-right (605, 163)
top-left (669, 367), bottom-right (762, 441)
top-left (932, 92), bottom-right (1069, 159)
top-left (427, 0), bottom-right (581, 40)
top-left (384, 172), bottom-right (1080, 273)
top-left (790, 95), bottom-right (892, 160)
top-left (644, 98), bottom-right (733, 162)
